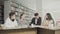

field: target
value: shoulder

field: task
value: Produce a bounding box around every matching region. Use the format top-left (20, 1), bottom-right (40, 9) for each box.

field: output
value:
top-left (39, 17), bottom-right (41, 18)
top-left (39, 17), bottom-right (41, 19)
top-left (5, 17), bottom-right (10, 22)
top-left (32, 17), bottom-right (35, 20)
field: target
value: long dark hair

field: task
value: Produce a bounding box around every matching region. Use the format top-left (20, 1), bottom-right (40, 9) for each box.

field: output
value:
top-left (46, 13), bottom-right (55, 25)
top-left (20, 13), bottom-right (24, 19)
top-left (46, 13), bottom-right (53, 20)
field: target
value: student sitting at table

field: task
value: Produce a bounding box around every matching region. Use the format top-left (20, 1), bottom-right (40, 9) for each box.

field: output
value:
top-left (18, 13), bottom-right (28, 27)
top-left (29, 13), bottom-right (41, 34)
top-left (41, 13), bottom-right (54, 26)
top-left (4, 12), bottom-right (18, 28)
top-left (30, 13), bottom-right (41, 25)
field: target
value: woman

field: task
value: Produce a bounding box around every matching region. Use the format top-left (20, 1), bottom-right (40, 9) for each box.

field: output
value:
top-left (18, 13), bottom-right (28, 27)
top-left (41, 13), bottom-right (54, 26)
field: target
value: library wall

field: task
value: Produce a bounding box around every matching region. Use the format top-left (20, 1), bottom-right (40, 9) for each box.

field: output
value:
top-left (0, 0), bottom-right (4, 24)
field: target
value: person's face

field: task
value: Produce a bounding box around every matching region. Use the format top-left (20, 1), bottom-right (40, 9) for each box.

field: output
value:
top-left (11, 15), bottom-right (16, 19)
top-left (35, 16), bottom-right (39, 19)
top-left (21, 14), bottom-right (26, 19)
top-left (46, 15), bottom-right (48, 19)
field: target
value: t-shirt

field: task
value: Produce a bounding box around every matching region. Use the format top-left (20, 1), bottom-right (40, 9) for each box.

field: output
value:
top-left (4, 17), bottom-right (18, 28)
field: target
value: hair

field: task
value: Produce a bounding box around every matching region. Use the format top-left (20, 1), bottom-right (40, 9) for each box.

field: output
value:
top-left (46, 13), bottom-right (53, 20)
top-left (9, 12), bottom-right (16, 18)
top-left (20, 13), bottom-right (24, 19)
top-left (34, 13), bottom-right (39, 16)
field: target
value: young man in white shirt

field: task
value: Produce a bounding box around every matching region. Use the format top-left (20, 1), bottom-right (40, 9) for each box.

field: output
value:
top-left (4, 12), bottom-right (18, 29)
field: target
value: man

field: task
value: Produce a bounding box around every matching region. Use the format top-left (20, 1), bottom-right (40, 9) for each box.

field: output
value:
top-left (4, 12), bottom-right (18, 29)
top-left (30, 13), bottom-right (41, 25)
top-left (30, 13), bottom-right (41, 34)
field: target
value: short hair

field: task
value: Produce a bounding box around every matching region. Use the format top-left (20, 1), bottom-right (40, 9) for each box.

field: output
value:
top-left (9, 12), bottom-right (16, 17)
top-left (34, 13), bottom-right (39, 16)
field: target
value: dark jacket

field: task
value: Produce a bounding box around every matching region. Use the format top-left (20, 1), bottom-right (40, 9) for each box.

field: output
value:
top-left (30, 17), bottom-right (41, 25)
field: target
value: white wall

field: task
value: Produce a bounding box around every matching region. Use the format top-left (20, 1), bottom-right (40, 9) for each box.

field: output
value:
top-left (36, 0), bottom-right (42, 16)
top-left (42, 0), bottom-right (60, 22)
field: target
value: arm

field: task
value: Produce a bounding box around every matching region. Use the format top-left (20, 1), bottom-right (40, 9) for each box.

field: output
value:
top-left (29, 18), bottom-right (34, 25)
top-left (38, 17), bottom-right (42, 25)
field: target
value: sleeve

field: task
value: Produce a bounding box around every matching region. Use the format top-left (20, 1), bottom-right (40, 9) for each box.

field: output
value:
top-left (40, 18), bottom-right (41, 23)
top-left (29, 18), bottom-right (34, 25)
top-left (39, 17), bottom-right (42, 25)
top-left (4, 19), bottom-right (11, 28)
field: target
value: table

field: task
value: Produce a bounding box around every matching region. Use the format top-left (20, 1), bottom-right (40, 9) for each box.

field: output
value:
top-left (0, 27), bottom-right (37, 34)
top-left (0, 25), bottom-right (60, 34)
top-left (31, 25), bottom-right (60, 34)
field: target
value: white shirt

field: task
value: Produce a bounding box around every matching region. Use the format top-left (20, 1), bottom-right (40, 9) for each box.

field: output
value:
top-left (4, 17), bottom-right (18, 28)
top-left (35, 19), bottom-right (37, 24)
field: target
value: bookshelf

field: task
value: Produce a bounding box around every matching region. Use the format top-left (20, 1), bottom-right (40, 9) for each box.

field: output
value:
top-left (4, 1), bottom-right (35, 24)
top-left (0, 5), bottom-right (4, 24)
